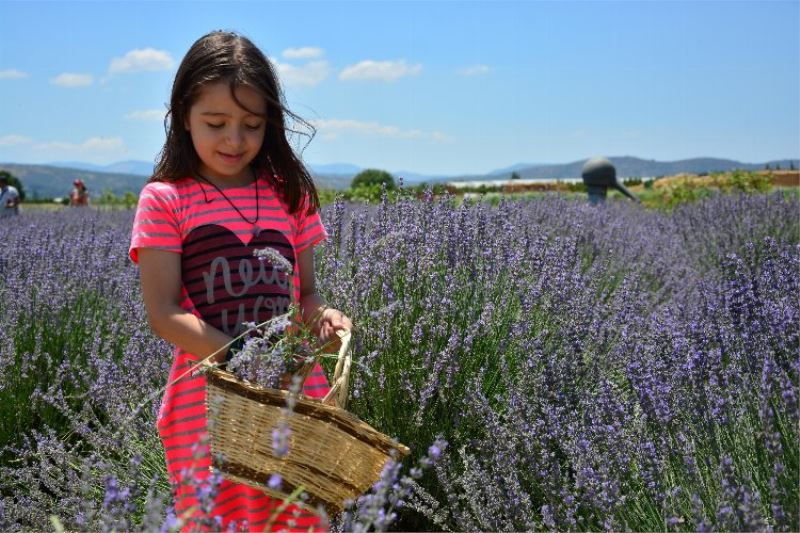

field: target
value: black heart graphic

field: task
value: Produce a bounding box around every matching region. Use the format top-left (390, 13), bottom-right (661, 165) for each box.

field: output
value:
top-left (181, 225), bottom-right (295, 337)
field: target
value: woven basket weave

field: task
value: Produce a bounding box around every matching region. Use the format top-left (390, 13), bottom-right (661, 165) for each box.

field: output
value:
top-left (205, 330), bottom-right (410, 515)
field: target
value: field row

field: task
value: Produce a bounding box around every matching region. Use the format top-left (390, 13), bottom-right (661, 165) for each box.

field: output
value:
top-left (0, 191), bottom-right (797, 531)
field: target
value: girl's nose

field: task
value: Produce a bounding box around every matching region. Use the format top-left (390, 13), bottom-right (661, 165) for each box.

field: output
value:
top-left (225, 126), bottom-right (244, 146)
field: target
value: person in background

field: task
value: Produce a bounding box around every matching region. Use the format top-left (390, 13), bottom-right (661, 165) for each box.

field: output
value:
top-left (0, 175), bottom-right (21, 217)
top-left (69, 179), bottom-right (90, 206)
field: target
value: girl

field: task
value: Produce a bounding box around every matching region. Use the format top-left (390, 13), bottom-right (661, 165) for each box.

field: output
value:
top-left (129, 31), bottom-right (352, 531)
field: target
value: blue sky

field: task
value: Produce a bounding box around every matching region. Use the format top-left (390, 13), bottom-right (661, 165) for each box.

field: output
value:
top-left (0, 0), bottom-right (797, 176)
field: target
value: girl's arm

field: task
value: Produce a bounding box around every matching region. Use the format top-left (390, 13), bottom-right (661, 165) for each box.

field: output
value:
top-left (138, 247), bottom-right (233, 363)
top-left (296, 246), bottom-right (353, 349)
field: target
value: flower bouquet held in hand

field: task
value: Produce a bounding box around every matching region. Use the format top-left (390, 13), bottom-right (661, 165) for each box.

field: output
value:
top-left (202, 247), bottom-right (410, 516)
top-left (223, 307), bottom-right (321, 392)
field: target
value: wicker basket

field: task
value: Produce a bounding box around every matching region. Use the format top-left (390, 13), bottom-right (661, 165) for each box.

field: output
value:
top-left (205, 330), bottom-right (410, 515)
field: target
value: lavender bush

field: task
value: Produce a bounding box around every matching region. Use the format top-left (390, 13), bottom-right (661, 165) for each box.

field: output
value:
top-left (0, 190), bottom-right (797, 531)
top-left (317, 191), bottom-right (798, 531)
top-left (0, 209), bottom-right (172, 528)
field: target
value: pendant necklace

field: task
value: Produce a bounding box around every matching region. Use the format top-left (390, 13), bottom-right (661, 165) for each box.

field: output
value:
top-left (195, 171), bottom-right (261, 236)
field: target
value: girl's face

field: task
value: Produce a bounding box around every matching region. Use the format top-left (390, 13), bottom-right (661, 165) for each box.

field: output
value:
top-left (185, 82), bottom-right (266, 184)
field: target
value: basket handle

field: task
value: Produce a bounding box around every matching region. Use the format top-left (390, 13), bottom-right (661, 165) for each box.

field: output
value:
top-left (321, 329), bottom-right (352, 409)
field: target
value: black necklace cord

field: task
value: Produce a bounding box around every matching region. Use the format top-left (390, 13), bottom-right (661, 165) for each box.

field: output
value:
top-left (194, 170), bottom-right (260, 226)
top-left (200, 181), bottom-right (210, 203)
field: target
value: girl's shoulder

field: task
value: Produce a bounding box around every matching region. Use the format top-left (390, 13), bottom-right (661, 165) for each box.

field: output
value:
top-left (140, 177), bottom-right (197, 197)
top-left (135, 178), bottom-right (204, 219)
top-left (261, 174), bottom-right (317, 218)
top-left (138, 177), bottom-right (207, 208)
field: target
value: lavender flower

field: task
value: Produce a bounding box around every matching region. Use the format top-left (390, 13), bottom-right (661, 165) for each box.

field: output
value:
top-left (254, 246), bottom-right (294, 274)
top-left (267, 474), bottom-right (283, 490)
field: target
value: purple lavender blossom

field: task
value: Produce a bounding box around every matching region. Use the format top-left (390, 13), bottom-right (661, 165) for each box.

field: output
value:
top-left (267, 473), bottom-right (282, 490)
top-left (254, 246), bottom-right (294, 273)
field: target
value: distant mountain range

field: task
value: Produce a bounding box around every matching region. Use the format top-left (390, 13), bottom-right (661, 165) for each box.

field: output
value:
top-left (1, 163), bottom-right (148, 200)
top-left (455, 157), bottom-right (799, 182)
top-left (0, 163), bottom-right (356, 199)
top-left (49, 160), bottom-right (156, 176)
top-left (1, 156), bottom-right (797, 199)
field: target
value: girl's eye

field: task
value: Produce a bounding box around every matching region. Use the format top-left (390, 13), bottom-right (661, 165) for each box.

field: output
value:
top-left (246, 123), bottom-right (263, 131)
top-left (207, 123), bottom-right (224, 129)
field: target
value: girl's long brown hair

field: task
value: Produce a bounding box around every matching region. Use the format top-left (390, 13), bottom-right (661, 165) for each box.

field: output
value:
top-left (151, 30), bottom-right (319, 215)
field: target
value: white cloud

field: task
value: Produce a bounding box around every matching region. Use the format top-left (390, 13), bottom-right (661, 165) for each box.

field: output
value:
top-left (272, 59), bottom-right (331, 87)
top-left (83, 137), bottom-right (124, 150)
top-left (310, 118), bottom-right (452, 143)
top-left (35, 136), bottom-right (127, 156)
top-left (109, 48), bottom-right (174, 74)
top-left (50, 73), bottom-right (93, 87)
top-left (0, 134), bottom-right (32, 146)
top-left (125, 109), bottom-right (166, 121)
top-left (282, 47), bottom-right (324, 59)
top-left (339, 60), bottom-right (422, 82)
top-left (458, 64), bottom-right (490, 77)
top-left (0, 69), bottom-right (29, 79)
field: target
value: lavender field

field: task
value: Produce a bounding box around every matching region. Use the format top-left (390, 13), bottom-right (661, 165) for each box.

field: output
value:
top-left (0, 191), bottom-right (798, 532)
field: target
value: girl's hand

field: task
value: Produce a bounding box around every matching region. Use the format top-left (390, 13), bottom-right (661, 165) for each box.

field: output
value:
top-left (317, 308), bottom-right (353, 351)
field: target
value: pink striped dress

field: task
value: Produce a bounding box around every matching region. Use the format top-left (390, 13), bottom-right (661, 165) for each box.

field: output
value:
top-left (129, 176), bottom-right (330, 531)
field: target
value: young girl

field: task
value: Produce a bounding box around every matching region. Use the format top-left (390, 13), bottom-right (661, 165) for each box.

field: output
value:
top-left (129, 31), bottom-right (352, 531)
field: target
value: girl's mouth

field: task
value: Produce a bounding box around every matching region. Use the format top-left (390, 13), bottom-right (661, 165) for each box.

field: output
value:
top-left (218, 152), bottom-right (243, 164)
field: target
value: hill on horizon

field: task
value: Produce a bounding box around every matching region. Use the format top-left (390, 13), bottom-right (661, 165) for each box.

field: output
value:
top-left (0, 162), bottom-right (354, 199)
top-left (452, 156), bottom-right (799, 182)
top-left (2, 156), bottom-right (797, 198)
top-left (0, 163), bottom-right (147, 200)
